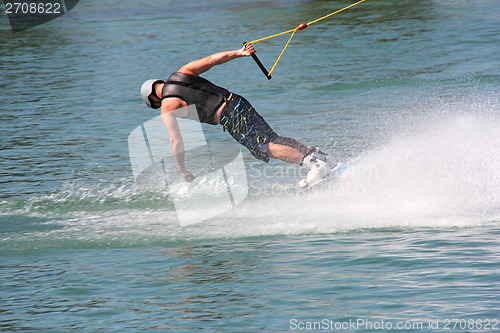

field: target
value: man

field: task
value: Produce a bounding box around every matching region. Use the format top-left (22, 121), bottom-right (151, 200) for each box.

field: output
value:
top-left (140, 43), bottom-right (339, 187)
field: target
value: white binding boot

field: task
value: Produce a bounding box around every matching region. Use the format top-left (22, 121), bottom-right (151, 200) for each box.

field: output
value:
top-left (308, 147), bottom-right (338, 169)
top-left (299, 147), bottom-right (341, 188)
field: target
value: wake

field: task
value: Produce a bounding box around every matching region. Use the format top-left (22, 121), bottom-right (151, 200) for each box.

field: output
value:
top-left (216, 111), bottom-right (500, 237)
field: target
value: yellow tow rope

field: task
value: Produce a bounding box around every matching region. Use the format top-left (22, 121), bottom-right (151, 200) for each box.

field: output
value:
top-left (245, 0), bottom-right (367, 79)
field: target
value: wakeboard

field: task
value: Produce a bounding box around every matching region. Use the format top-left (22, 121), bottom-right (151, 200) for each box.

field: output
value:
top-left (298, 162), bottom-right (346, 195)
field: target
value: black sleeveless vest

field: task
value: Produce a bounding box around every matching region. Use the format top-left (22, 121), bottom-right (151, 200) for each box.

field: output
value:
top-left (161, 72), bottom-right (230, 125)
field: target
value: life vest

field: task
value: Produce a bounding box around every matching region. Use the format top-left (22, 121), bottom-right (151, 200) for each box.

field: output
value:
top-left (161, 72), bottom-right (230, 125)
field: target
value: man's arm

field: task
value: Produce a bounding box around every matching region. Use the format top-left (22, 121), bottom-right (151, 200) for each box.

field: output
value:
top-left (161, 100), bottom-right (195, 182)
top-left (178, 44), bottom-right (255, 76)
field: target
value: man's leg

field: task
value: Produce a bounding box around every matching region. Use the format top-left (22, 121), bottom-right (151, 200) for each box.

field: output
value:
top-left (220, 95), bottom-right (334, 169)
top-left (266, 136), bottom-right (342, 187)
top-left (266, 137), bottom-right (309, 164)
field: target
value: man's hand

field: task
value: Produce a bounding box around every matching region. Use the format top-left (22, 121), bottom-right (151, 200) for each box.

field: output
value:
top-left (238, 43), bottom-right (256, 57)
top-left (180, 169), bottom-right (195, 183)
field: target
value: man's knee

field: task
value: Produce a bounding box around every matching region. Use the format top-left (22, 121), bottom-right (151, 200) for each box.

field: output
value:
top-left (261, 142), bottom-right (271, 155)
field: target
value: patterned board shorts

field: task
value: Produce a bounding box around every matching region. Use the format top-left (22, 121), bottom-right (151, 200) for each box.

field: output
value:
top-left (220, 94), bottom-right (278, 162)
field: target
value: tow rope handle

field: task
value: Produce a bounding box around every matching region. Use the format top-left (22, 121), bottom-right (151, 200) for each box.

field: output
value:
top-left (243, 23), bottom-right (306, 80)
top-left (243, 42), bottom-right (272, 80)
top-left (244, 0), bottom-right (367, 80)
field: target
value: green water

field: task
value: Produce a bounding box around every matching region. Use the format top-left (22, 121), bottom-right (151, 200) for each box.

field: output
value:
top-left (1, 0), bottom-right (499, 331)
